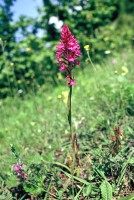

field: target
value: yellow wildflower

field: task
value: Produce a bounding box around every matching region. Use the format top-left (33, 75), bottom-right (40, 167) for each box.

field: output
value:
top-left (30, 121), bottom-right (35, 126)
top-left (17, 80), bottom-right (22, 84)
top-left (62, 91), bottom-right (68, 97)
top-left (121, 66), bottom-right (128, 73)
top-left (62, 91), bottom-right (68, 104)
top-left (10, 62), bottom-right (14, 67)
top-left (114, 70), bottom-right (118, 74)
top-left (26, 47), bottom-right (31, 52)
top-left (84, 45), bottom-right (90, 51)
top-left (58, 95), bottom-right (62, 99)
top-left (104, 36), bottom-right (109, 41)
top-left (121, 66), bottom-right (128, 76)
top-left (122, 73), bottom-right (126, 76)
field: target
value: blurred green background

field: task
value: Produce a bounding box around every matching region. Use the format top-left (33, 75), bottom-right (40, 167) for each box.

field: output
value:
top-left (0, 0), bottom-right (134, 98)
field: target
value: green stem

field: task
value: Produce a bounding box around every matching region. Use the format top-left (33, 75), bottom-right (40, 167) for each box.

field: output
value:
top-left (87, 51), bottom-right (96, 71)
top-left (68, 83), bottom-right (75, 197)
top-left (68, 85), bottom-right (72, 135)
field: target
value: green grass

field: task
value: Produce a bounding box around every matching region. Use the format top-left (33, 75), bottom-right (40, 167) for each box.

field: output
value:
top-left (0, 48), bottom-right (134, 199)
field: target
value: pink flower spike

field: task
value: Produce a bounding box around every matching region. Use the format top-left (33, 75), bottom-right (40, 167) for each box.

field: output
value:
top-left (68, 79), bottom-right (76, 86)
top-left (56, 24), bottom-right (81, 86)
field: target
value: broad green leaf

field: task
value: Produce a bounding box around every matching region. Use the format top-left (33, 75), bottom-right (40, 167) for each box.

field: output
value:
top-left (100, 180), bottom-right (112, 200)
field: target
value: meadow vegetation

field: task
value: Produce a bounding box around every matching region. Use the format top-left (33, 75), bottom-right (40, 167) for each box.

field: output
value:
top-left (0, 0), bottom-right (134, 199)
top-left (0, 48), bottom-right (134, 199)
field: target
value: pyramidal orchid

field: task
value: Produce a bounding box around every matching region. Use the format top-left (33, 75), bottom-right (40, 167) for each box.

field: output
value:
top-left (56, 25), bottom-right (81, 169)
top-left (56, 25), bottom-right (81, 86)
